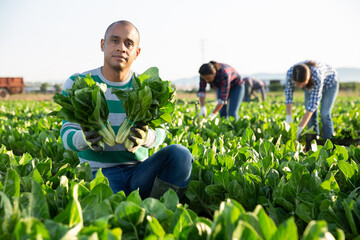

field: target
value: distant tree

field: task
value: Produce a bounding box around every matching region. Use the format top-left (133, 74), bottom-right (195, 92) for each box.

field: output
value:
top-left (40, 83), bottom-right (49, 93)
top-left (54, 83), bottom-right (62, 93)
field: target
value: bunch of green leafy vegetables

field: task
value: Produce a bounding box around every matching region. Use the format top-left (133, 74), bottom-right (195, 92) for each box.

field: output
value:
top-left (49, 74), bottom-right (116, 148)
top-left (111, 67), bottom-right (176, 150)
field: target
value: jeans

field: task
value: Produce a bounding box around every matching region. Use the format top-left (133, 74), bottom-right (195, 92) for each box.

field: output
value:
top-left (92, 144), bottom-right (193, 198)
top-left (243, 81), bottom-right (251, 102)
top-left (217, 84), bottom-right (244, 120)
top-left (304, 82), bottom-right (339, 139)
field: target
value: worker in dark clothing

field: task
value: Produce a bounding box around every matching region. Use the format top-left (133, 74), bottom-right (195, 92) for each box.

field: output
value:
top-left (243, 77), bottom-right (266, 102)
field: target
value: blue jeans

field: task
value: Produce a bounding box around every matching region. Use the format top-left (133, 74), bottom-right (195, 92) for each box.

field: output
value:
top-left (216, 84), bottom-right (244, 120)
top-left (92, 144), bottom-right (193, 198)
top-left (304, 82), bottom-right (339, 139)
top-left (243, 81), bottom-right (251, 102)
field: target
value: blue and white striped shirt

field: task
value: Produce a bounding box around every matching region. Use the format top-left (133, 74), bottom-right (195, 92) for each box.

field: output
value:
top-left (284, 60), bottom-right (338, 112)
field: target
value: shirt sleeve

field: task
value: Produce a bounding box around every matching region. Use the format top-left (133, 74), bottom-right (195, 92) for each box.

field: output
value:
top-left (59, 76), bottom-right (90, 152)
top-left (197, 76), bottom-right (207, 98)
top-left (143, 128), bottom-right (167, 148)
top-left (306, 68), bottom-right (325, 112)
top-left (284, 68), bottom-right (295, 104)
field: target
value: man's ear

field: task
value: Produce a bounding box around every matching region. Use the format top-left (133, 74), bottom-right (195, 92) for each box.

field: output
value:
top-left (135, 47), bottom-right (141, 58)
top-left (100, 39), bottom-right (105, 52)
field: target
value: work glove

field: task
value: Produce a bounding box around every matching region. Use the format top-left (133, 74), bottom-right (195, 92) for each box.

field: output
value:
top-left (285, 115), bottom-right (293, 124)
top-left (207, 112), bottom-right (217, 121)
top-left (296, 126), bottom-right (303, 140)
top-left (81, 127), bottom-right (104, 152)
top-left (126, 123), bottom-right (149, 153)
top-left (199, 106), bottom-right (207, 117)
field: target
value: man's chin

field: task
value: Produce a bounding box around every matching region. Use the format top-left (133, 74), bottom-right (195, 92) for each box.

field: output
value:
top-left (111, 64), bottom-right (125, 71)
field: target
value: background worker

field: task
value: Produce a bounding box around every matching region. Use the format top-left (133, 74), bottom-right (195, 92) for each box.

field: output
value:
top-left (243, 77), bottom-right (266, 102)
top-left (284, 60), bottom-right (339, 140)
top-left (198, 61), bottom-right (244, 121)
top-left (60, 20), bottom-right (193, 199)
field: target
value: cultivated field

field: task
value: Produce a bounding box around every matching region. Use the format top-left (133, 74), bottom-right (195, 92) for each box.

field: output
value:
top-left (0, 92), bottom-right (359, 239)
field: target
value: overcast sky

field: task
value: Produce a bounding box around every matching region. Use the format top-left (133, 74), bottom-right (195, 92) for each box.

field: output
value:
top-left (0, 0), bottom-right (359, 83)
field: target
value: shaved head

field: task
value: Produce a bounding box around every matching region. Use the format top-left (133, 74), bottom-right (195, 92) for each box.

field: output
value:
top-left (104, 20), bottom-right (140, 45)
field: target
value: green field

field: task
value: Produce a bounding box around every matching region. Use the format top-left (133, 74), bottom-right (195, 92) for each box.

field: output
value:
top-left (0, 95), bottom-right (359, 239)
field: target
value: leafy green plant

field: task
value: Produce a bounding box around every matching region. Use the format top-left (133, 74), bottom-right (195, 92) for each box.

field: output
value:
top-left (112, 67), bottom-right (176, 150)
top-left (50, 74), bottom-right (116, 147)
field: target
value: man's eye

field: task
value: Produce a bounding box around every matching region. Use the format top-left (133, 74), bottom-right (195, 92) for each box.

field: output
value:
top-left (126, 41), bottom-right (134, 47)
top-left (112, 39), bottom-right (119, 43)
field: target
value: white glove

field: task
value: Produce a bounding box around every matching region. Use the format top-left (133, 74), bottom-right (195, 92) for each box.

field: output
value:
top-left (126, 123), bottom-right (149, 153)
top-left (207, 112), bottom-right (217, 121)
top-left (199, 106), bottom-right (207, 117)
top-left (296, 126), bottom-right (303, 140)
top-left (285, 115), bottom-right (293, 124)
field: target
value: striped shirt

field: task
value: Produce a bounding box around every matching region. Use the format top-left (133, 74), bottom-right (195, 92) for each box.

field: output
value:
top-left (197, 63), bottom-right (243, 104)
top-left (284, 60), bottom-right (338, 112)
top-left (60, 67), bottom-right (166, 171)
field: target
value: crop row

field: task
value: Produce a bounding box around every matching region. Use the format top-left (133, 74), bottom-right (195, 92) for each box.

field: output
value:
top-left (0, 97), bottom-right (359, 239)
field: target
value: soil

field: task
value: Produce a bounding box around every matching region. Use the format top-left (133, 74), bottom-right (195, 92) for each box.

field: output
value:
top-left (3, 93), bottom-right (55, 101)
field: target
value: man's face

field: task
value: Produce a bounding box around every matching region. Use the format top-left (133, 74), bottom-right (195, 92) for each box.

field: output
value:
top-left (101, 23), bottom-right (141, 72)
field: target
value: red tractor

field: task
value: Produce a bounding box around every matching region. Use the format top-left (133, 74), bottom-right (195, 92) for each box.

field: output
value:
top-left (0, 77), bottom-right (25, 99)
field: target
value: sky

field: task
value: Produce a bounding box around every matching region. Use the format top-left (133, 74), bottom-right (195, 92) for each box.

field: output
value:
top-left (0, 0), bottom-right (359, 83)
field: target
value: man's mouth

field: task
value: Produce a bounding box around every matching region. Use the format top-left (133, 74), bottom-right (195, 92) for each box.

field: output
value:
top-left (113, 55), bottom-right (127, 62)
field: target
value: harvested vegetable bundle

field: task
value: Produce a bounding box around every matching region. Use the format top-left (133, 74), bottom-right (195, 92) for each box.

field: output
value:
top-left (49, 74), bottom-right (116, 147)
top-left (111, 67), bottom-right (176, 149)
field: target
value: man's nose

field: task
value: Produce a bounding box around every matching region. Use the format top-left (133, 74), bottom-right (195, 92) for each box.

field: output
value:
top-left (117, 42), bottom-right (126, 52)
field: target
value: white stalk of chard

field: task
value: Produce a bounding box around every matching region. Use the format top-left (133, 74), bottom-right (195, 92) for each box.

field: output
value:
top-left (98, 121), bottom-right (116, 146)
top-left (116, 119), bottom-right (133, 144)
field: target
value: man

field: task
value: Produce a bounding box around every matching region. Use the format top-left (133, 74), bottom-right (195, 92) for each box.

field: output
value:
top-left (243, 77), bottom-right (266, 102)
top-left (60, 20), bottom-right (193, 199)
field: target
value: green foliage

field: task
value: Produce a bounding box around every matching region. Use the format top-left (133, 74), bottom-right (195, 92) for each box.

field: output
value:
top-left (0, 96), bottom-right (359, 239)
top-left (112, 67), bottom-right (176, 147)
top-left (50, 74), bottom-right (116, 147)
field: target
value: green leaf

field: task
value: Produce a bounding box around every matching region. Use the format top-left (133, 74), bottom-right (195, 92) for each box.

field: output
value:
top-left (91, 183), bottom-right (113, 202)
top-left (338, 160), bottom-right (356, 180)
top-left (140, 198), bottom-right (168, 223)
top-left (301, 220), bottom-right (335, 240)
top-left (342, 199), bottom-right (358, 235)
top-left (14, 217), bottom-right (51, 240)
top-left (295, 203), bottom-right (313, 223)
top-left (169, 206), bottom-right (193, 238)
top-left (126, 189), bottom-right (142, 205)
top-left (146, 215), bottom-right (166, 238)
top-left (69, 184), bottom-right (83, 228)
top-left (160, 188), bottom-right (179, 212)
top-left (27, 181), bottom-right (50, 219)
top-left (254, 205), bottom-right (277, 240)
top-left (4, 169), bottom-right (20, 198)
top-left (90, 168), bottom-right (109, 190)
top-left (270, 217), bottom-right (298, 240)
top-left (114, 201), bottom-right (146, 231)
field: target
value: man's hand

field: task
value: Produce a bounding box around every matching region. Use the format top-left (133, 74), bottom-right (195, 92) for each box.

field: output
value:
top-left (296, 126), bottom-right (303, 140)
top-left (126, 123), bottom-right (148, 153)
top-left (285, 115), bottom-right (293, 124)
top-left (82, 128), bottom-right (104, 152)
top-left (199, 106), bottom-right (207, 117)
